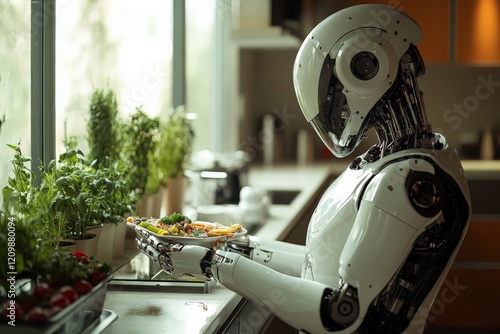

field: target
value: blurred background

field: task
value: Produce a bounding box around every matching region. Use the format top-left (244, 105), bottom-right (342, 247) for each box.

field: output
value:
top-left (2, 0), bottom-right (500, 186)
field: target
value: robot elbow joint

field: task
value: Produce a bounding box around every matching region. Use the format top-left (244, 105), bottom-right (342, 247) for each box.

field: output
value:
top-left (321, 283), bottom-right (360, 331)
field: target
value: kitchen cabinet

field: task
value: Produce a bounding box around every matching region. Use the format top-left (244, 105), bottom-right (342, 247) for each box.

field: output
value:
top-left (456, 0), bottom-right (500, 64)
top-left (230, 0), bottom-right (500, 166)
top-left (426, 217), bottom-right (500, 331)
top-left (348, 0), bottom-right (450, 63)
top-left (349, 0), bottom-right (500, 64)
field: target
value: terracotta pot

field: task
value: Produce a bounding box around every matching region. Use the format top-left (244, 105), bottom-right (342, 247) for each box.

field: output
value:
top-left (162, 176), bottom-right (186, 215)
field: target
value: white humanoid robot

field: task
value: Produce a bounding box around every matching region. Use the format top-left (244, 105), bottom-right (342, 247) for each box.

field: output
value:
top-left (136, 4), bottom-right (471, 333)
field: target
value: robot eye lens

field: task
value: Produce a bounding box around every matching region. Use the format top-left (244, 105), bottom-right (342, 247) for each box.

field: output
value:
top-left (350, 52), bottom-right (379, 80)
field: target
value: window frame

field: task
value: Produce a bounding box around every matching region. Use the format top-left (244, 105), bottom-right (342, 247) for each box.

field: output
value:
top-left (31, 0), bottom-right (56, 183)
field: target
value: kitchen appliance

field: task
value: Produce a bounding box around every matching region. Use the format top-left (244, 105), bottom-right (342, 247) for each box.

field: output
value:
top-left (187, 150), bottom-right (250, 206)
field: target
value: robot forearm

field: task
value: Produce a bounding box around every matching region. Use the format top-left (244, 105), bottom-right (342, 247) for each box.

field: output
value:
top-left (136, 231), bottom-right (364, 332)
top-left (136, 226), bottom-right (305, 278)
top-left (212, 250), bottom-right (358, 334)
top-left (227, 235), bottom-right (306, 276)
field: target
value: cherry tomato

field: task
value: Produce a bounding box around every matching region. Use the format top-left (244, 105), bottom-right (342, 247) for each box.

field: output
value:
top-left (48, 305), bottom-right (62, 317)
top-left (49, 293), bottom-right (70, 309)
top-left (58, 286), bottom-right (79, 303)
top-left (71, 250), bottom-right (88, 259)
top-left (90, 270), bottom-right (106, 284)
top-left (33, 283), bottom-right (53, 302)
top-left (20, 299), bottom-right (35, 314)
top-left (26, 307), bottom-right (49, 322)
top-left (73, 279), bottom-right (93, 295)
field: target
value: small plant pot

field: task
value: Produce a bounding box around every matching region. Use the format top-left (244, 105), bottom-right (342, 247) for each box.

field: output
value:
top-left (59, 239), bottom-right (76, 250)
top-left (135, 189), bottom-right (163, 218)
top-left (112, 219), bottom-right (127, 258)
top-left (97, 223), bottom-right (115, 263)
top-left (73, 233), bottom-right (99, 257)
top-left (162, 176), bottom-right (186, 215)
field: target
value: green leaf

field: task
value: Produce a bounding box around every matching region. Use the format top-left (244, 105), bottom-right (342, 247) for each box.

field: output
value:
top-left (76, 193), bottom-right (88, 216)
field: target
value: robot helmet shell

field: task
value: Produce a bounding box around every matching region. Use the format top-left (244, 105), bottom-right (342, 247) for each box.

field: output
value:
top-left (293, 4), bottom-right (423, 157)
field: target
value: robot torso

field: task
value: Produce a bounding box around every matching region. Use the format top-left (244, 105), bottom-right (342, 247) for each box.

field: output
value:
top-left (302, 144), bottom-right (471, 332)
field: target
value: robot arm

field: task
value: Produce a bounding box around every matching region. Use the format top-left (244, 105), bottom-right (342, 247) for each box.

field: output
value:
top-left (227, 235), bottom-right (306, 277)
top-left (135, 227), bottom-right (306, 278)
top-left (210, 250), bottom-right (360, 333)
top-left (135, 229), bottom-right (365, 333)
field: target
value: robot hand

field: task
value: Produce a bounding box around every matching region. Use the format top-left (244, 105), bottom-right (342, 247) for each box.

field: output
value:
top-left (135, 227), bottom-right (214, 280)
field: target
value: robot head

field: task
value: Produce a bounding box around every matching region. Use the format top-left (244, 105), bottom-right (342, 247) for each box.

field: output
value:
top-left (293, 4), bottom-right (433, 158)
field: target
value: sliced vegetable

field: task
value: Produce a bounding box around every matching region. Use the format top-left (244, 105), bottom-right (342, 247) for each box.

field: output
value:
top-left (139, 221), bottom-right (162, 234)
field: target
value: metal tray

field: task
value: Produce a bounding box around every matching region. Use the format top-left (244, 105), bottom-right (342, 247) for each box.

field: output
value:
top-left (1, 275), bottom-right (113, 334)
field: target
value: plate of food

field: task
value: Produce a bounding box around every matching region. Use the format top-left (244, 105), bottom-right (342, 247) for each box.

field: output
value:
top-left (127, 213), bottom-right (247, 247)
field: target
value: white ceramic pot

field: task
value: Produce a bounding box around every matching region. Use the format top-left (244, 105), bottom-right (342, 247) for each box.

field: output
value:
top-left (72, 233), bottom-right (99, 257)
top-left (112, 219), bottom-right (127, 259)
top-left (135, 189), bottom-right (164, 218)
top-left (95, 223), bottom-right (115, 263)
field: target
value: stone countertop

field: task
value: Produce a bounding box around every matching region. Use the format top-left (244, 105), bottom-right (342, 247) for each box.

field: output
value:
top-left (461, 160), bottom-right (500, 180)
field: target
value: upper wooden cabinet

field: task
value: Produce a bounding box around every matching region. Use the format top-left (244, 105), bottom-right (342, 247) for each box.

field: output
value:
top-left (349, 0), bottom-right (450, 63)
top-left (456, 0), bottom-right (500, 64)
top-left (348, 0), bottom-right (500, 64)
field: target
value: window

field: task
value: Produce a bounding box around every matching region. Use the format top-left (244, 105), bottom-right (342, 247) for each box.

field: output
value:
top-left (1, 0), bottom-right (222, 202)
top-left (56, 0), bottom-right (224, 155)
top-left (0, 1), bottom-right (31, 192)
top-left (55, 0), bottom-right (173, 154)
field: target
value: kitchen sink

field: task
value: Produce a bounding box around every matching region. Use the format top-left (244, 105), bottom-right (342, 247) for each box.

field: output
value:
top-left (267, 189), bottom-right (301, 205)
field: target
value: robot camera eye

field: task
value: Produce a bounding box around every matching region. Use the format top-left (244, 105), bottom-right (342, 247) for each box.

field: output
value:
top-left (350, 52), bottom-right (379, 80)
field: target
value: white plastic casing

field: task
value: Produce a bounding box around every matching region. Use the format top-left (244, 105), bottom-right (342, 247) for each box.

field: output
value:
top-left (293, 4), bottom-right (422, 123)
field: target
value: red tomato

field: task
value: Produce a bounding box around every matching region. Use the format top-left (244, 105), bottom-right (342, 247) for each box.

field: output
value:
top-left (33, 283), bottom-right (53, 302)
top-left (49, 293), bottom-right (70, 309)
top-left (48, 305), bottom-right (63, 317)
top-left (71, 250), bottom-right (88, 259)
top-left (73, 279), bottom-right (93, 295)
top-left (58, 286), bottom-right (79, 303)
top-left (90, 270), bottom-right (106, 284)
top-left (26, 307), bottom-right (49, 322)
top-left (20, 299), bottom-right (35, 314)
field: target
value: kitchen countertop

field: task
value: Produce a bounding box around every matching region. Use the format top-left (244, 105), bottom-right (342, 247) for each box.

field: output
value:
top-left (102, 160), bottom-right (499, 333)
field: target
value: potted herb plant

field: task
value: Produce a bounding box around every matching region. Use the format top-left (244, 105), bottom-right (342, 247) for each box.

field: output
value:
top-left (94, 156), bottom-right (136, 258)
top-left (155, 105), bottom-right (195, 215)
top-left (121, 107), bottom-right (161, 217)
top-left (86, 88), bottom-right (135, 259)
top-left (53, 149), bottom-right (137, 261)
top-left (86, 88), bottom-right (120, 166)
top-left (3, 143), bottom-right (134, 262)
top-left (2, 144), bottom-right (67, 249)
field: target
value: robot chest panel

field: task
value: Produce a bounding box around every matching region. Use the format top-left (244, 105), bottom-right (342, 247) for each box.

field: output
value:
top-left (303, 167), bottom-right (372, 283)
